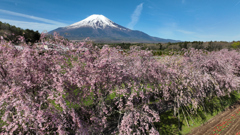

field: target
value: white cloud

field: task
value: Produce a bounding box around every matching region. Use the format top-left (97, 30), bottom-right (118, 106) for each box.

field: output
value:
top-left (235, 1), bottom-right (240, 6)
top-left (165, 22), bottom-right (177, 28)
top-left (0, 18), bottom-right (63, 33)
top-left (176, 29), bottom-right (195, 34)
top-left (148, 6), bottom-right (153, 9)
top-left (127, 3), bottom-right (144, 29)
top-left (156, 22), bottom-right (178, 38)
top-left (0, 9), bottom-right (67, 32)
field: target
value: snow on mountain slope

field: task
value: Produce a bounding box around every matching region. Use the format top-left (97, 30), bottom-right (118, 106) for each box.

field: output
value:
top-left (49, 14), bottom-right (181, 43)
top-left (66, 14), bottom-right (118, 29)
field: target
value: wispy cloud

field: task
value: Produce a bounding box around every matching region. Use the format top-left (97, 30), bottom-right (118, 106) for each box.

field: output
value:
top-left (182, 0), bottom-right (186, 3)
top-left (176, 29), bottom-right (195, 34)
top-left (148, 6), bottom-right (153, 9)
top-left (0, 9), bottom-right (67, 32)
top-left (0, 18), bottom-right (63, 33)
top-left (235, 1), bottom-right (240, 6)
top-left (127, 3), bottom-right (144, 29)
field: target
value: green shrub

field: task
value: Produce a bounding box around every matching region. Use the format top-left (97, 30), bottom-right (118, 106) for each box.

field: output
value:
top-left (231, 42), bottom-right (240, 49)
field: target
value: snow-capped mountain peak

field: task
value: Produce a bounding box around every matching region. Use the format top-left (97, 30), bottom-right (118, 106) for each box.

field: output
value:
top-left (66, 14), bottom-right (118, 29)
top-left (49, 14), bottom-right (180, 43)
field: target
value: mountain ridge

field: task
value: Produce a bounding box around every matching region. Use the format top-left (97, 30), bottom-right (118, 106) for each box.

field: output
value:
top-left (49, 14), bottom-right (181, 43)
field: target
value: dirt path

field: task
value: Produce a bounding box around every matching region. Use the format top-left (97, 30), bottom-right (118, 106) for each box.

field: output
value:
top-left (186, 100), bottom-right (240, 135)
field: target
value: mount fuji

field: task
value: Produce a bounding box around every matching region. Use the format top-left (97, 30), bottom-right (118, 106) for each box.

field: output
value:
top-left (49, 14), bottom-right (180, 43)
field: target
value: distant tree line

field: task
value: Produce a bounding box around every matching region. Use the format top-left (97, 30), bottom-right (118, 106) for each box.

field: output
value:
top-left (0, 21), bottom-right (41, 44)
top-left (93, 40), bottom-right (239, 56)
top-left (93, 42), bottom-right (145, 49)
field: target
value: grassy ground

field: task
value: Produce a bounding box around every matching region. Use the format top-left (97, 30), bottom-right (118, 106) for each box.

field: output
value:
top-left (154, 90), bottom-right (240, 135)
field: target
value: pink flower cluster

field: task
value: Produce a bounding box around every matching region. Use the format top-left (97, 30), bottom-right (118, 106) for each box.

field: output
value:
top-left (0, 32), bottom-right (240, 134)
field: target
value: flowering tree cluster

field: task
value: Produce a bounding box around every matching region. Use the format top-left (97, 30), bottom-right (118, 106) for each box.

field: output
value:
top-left (0, 33), bottom-right (240, 134)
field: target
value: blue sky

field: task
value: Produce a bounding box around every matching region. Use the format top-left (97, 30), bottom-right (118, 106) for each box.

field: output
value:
top-left (1, 0), bottom-right (240, 42)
